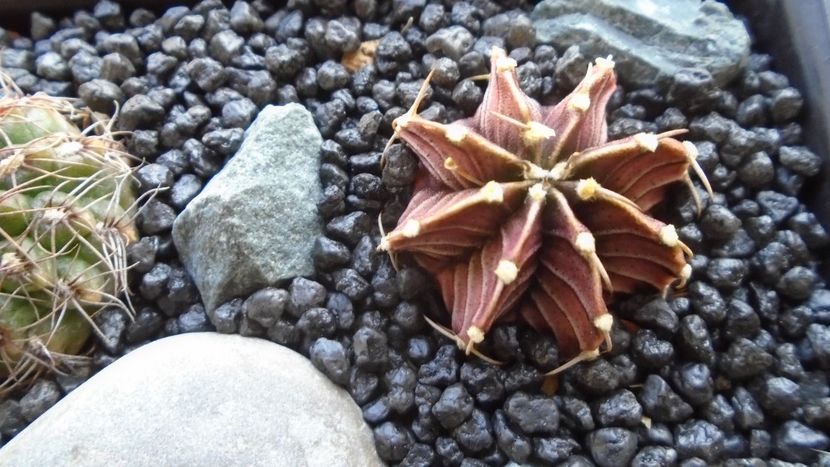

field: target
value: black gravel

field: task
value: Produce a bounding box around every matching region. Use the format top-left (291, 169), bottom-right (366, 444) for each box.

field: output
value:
top-left (1, 0), bottom-right (830, 465)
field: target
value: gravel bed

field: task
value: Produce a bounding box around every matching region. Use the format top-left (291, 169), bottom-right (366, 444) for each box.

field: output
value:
top-left (1, 0), bottom-right (830, 465)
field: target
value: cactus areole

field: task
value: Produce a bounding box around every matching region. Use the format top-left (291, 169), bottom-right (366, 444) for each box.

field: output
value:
top-left (0, 73), bottom-right (139, 394)
top-left (380, 48), bottom-right (711, 373)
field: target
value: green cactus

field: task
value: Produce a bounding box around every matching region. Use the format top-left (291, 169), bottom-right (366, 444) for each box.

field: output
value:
top-left (0, 72), bottom-right (140, 394)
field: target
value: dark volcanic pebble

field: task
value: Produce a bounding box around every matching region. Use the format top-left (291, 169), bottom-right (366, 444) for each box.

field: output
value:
top-left (432, 383), bottom-right (474, 429)
top-left (309, 337), bottom-right (350, 386)
top-left (418, 345), bottom-right (459, 387)
top-left (758, 377), bottom-right (802, 419)
top-left (719, 338), bottom-right (773, 379)
top-left (503, 391), bottom-right (559, 435)
top-left (587, 427), bottom-right (638, 467)
top-left (677, 314), bottom-right (715, 365)
top-left (534, 437), bottom-right (579, 464)
top-left (773, 421), bottom-right (828, 463)
top-left (452, 409), bottom-right (494, 455)
top-left (593, 389), bottom-right (642, 427)
top-left (287, 277), bottom-right (326, 318)
top-left (671, 363), bottom-right (714, 406)
top-left (118, 94), bottom-right (165, 130)
top-left (460, 361), bottom-right (505, 406)
top-left (177, 305), bottom-right (212, 333)
top-left (702, 394), bottom-right (736, 433)
top-left (639, 374), bottom-right (694, 423)
top-left (675, 420), bottom-right (724, 462)
top-left (632, 446), bottom-right (678, 467)
top-left (573, 358), bottom-right (621, 396)
top-left (492, 410), bottom-right (532, 463)
top-left (631, 329), bottom-right (674, 369)
top-left (374, 421), bottom-right (413, 462)
top-left (19, 381), bottom-right (61, 422)
top-left (94, 308), bottom-right (128, 353)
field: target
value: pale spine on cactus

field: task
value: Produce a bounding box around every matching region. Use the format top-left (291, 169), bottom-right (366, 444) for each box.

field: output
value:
top-left (0, 72), bottom-right (141, 394)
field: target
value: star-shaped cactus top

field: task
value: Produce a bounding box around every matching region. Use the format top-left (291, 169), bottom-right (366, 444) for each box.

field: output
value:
top-left (380, 48), bottom-right (711, 371)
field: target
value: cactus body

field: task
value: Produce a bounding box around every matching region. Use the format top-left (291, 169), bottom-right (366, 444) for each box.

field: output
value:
top-left (381, 49), bottom-right (710, 372)
top-left (0, 73), bottom-right (138, 394)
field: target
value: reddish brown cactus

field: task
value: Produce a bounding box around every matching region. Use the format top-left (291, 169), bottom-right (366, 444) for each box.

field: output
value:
top-left (380, 48), bottom-right (711, 372)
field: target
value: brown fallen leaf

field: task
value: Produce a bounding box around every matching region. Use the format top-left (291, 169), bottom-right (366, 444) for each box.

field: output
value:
top-left (342, 39), bottom-right (379, 73)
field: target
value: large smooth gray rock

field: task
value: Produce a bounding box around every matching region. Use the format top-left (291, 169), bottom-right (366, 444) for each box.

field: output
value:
top-left (173, 103), bottom-right (323, 312)
top-left (532, 0), bottom-right (750, 87)
top-left (0, 333), bottom-right (382, 467)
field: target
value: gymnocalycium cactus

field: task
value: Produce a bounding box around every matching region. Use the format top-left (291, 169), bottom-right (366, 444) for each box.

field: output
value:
top-left (0, 72), bottom-right (140, 394)
top-left (380, 49), bottom-right (711, 373)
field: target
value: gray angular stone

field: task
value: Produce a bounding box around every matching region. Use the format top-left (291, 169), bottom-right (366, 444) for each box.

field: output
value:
top-left (173, 104), bottom-right (323, 312)
top-left (0, 333), bottom-right (381, 466)
top-left (531, 0), bottom-right (750, 87)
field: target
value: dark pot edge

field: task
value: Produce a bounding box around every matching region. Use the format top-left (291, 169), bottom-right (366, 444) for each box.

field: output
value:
top-left (730, 0), bottom-right (830, 277)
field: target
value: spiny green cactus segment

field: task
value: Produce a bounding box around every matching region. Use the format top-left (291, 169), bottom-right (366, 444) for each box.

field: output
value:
top-left (0, 72), bottom-right (140, 394)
